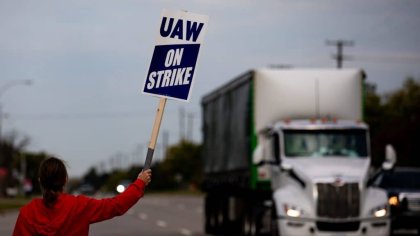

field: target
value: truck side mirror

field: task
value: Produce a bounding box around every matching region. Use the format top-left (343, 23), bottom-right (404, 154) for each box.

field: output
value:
top-left (382, 144), bottom-right (397, 170)
top-left (280, 163), bottom-right (306, 188)
top-left (280, 163), bottom-right (292, 172)
top-left (382, 162), bottom-right (393, 170)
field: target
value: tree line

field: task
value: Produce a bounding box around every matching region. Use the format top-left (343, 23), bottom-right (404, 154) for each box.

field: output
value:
top-left (71, 140), bottom-right (201, 194)
top-left (365, 77), bottom-right (420, 167)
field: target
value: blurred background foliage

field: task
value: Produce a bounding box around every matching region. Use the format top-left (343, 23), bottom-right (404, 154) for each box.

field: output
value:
top-left (70, 140), bottom-right (202, 194)
top-left (366, 77), bottom-right (420, 167)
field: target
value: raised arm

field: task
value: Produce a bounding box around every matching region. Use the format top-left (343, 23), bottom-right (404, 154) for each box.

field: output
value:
top-left (82, 169), bottom-right (152, 223)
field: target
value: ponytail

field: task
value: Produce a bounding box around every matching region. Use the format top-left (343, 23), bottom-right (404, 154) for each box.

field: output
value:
top-left (43, 189), bottom-right (60, 208)
top-left (39, 157), bottom-right (68, 208)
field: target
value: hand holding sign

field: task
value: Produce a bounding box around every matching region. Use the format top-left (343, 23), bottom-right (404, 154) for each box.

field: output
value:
top-left (142, 10), bottom-right (208, 169)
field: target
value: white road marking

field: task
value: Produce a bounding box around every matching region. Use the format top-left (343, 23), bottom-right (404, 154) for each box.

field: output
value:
top-left (180, 228), bottom-right (192, 236)
top-left (195, 207), bottom-right (203, 214)
top-left (156, 220), bottom-right (167, 228)
top-left (150, 199), bottom-right (169, 206)
top-left (137, 213), bottom-right (148, 220)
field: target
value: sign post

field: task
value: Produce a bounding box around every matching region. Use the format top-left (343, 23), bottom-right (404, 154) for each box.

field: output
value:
top-left (142, 9), bottom-right (208, 169)
top-left (144, 98), bottom-right (166, 169)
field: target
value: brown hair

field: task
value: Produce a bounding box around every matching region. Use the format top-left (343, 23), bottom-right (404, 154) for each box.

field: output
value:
top-left (39, 157), bottom-right (68, 208)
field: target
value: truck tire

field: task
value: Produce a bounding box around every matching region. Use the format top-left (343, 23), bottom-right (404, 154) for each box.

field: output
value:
top-left (204, 194), bottom-right (219, 234)
top-left (243, 209), bottom-right (257, 236)
top-left (205, 194), bottom-right (230, 235)
top-left (270, 205), bottom-right (279, 236)
top-left (244, 204), bottom-right (270, 236)
top-left (204, 195), bottom-right (213, 234)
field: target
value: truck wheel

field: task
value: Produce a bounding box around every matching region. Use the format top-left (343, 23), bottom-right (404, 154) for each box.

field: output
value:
top-left (204, 194), bottom-right (218, 234)
top-left (271, 205), bottom-right (279, 236)
top-left (243, 210), bottom-right (257, 236)
top-left (244, 204), bottom-right (270, 236)
top-left (204, 195), bottom-right (212, 233)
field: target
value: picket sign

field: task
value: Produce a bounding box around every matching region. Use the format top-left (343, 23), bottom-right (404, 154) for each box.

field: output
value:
top-left (142, 9), bottom-right (208, 169)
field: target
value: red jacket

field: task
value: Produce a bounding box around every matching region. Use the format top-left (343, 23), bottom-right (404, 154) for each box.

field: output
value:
top-left (13, 179), bottom-right (146, 236)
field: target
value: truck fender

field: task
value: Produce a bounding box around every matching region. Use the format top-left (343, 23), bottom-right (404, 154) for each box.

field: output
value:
top-left (272, 185), bottom-right (314, 218)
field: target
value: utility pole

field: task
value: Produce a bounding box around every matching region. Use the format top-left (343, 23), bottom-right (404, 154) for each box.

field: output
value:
top-left (326, 40), bottom-right (354, 68)
top-left (187, 112), bottom-right (194, 141)
top-left (179, 107), bottom-right (185, 141)
top-left (162, 130), bottom-right (169, 159)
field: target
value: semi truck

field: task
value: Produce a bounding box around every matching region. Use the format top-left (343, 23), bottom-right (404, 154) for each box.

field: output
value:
top-left (201, 68), bottom-right (391, 236)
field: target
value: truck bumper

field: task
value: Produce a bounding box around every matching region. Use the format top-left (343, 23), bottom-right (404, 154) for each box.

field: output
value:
top-left (278, 217), bottom-right (390, 236)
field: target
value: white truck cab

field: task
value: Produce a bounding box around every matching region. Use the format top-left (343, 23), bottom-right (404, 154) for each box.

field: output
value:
top-left (259, 119), bottom-right (390, 235)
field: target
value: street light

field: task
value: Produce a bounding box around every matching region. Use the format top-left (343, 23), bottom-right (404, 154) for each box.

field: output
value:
top-left (0, 80), bottom-right (32, 96)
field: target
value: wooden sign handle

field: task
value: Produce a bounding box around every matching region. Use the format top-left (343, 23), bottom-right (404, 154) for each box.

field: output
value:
top-left (144, 98), bottom-right (167, 169)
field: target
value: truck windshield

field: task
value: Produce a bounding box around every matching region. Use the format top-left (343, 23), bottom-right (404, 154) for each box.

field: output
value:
top-left (284, 129), bottom-right (368, 158)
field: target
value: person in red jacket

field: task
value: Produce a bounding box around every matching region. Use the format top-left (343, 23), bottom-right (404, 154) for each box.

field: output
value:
top-left (13, 157), bottom-right (152, 236)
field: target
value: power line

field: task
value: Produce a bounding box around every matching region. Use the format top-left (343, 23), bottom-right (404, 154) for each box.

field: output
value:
top-left (352, 54), bottom-right (420, 64)
top-left (6, 109), bottom-right (199, 121)
top-left (9, 111), bottom-right (146, 120)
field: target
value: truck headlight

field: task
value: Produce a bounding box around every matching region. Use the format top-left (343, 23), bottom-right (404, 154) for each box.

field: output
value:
top-left (370, 205), bottom-right (387, 218)
top-left (284, 204), bottom-right (303, 218)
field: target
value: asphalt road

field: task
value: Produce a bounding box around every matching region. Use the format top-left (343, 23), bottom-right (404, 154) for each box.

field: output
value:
top-left (1, 194), bottom-right (418, 235)
top-left (90, 194), bottom-right (206, 236)
top-left (0, 194), bottom-right (206, 236)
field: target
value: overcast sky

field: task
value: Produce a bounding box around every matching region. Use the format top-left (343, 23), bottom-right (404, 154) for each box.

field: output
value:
top-left (1, 0), bottom-right (419, 177)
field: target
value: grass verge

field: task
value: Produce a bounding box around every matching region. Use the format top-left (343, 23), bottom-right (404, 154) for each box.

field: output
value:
top-left (0, 197), bottom-right (30, 212)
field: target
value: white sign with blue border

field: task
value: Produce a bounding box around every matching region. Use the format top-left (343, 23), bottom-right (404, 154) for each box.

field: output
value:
top-left (142, 9), bottom-right (209, 102)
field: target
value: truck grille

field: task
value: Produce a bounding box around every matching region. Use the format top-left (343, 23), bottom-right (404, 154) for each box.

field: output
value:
top-left (407, 197), bottom-right (420, 212)
top-left (317, 183), bottom-right (360, 218)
